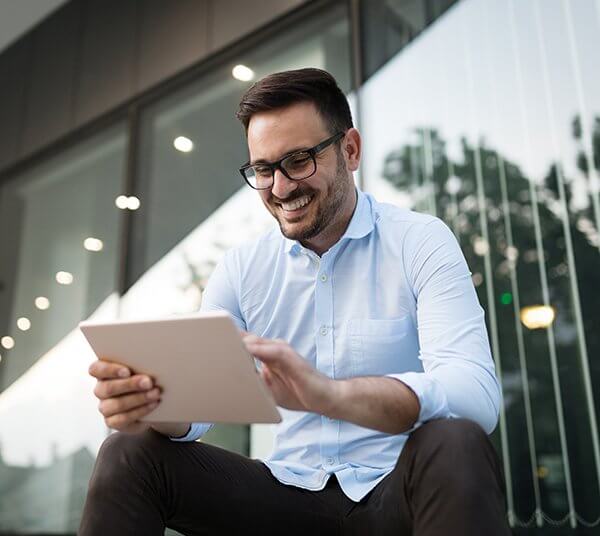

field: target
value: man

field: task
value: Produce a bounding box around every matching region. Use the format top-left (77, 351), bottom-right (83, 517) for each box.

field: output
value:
top-left (81, 68), bottom-right (511, 535)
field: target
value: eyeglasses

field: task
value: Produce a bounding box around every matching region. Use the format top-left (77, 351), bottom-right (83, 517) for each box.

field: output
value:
top-left (239, 132), bottom-right (345, 190)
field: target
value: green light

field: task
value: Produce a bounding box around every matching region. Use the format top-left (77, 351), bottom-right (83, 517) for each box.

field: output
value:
top-left (501, 292), bottom-right (513, 305)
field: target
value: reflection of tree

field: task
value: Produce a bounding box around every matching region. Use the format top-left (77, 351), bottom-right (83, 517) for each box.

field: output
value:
top-left (572, 115), bottom-right (600, 177)
top-left (382, 120), bottom-right (600, 528)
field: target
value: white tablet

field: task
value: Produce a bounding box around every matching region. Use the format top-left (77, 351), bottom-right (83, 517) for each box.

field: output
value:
top-left (79, 311), bottom-right (281, 424)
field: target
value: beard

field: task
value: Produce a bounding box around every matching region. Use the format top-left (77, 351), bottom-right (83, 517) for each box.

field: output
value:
top-left (269, 152), bottom-right (351, 243)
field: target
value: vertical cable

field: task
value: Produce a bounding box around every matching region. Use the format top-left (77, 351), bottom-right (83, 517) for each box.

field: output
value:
top-left (508, 0), bottom-right (576, 527)
top-left (448, 159), bottom-right (460, 242)
top-left (483, 1), bottom-right (542, 526)
top-left (349, 0), bottom-right (364, 190)
top-left (535, 0), bottom-right (600, 506)
top-left (436, 34), bottom-right (460, 241)
top-left (409, 144), bottom-right (421, 207)
top-left (461, 4), bottom-right (513, 526)
top-left (421, 128), bottom-right (437, 217)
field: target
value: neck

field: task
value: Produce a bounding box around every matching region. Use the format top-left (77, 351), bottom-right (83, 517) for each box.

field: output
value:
top-left (301, 187), bottom-right (358, 256)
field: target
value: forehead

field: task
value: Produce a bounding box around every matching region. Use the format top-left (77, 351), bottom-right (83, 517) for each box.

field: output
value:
top-left (246, 101), bottom-right (329, 162)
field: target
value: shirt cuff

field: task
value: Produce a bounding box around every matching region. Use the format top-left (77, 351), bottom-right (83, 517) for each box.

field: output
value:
top-left (386, 372), bottom-right (450, 432)
top-left (169, 422), bottom-right (213, 442)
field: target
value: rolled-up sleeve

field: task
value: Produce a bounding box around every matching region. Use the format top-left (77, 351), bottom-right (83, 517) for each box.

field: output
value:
top-left (169, 251), bottom-right (244, 442)
top-left (388, 218), bottom-right (501, 434)
top-left (169, 422), bottom-right (213, 442)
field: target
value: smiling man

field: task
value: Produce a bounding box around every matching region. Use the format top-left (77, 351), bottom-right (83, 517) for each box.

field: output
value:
top-left (81, 69), bottom-right (512, 535)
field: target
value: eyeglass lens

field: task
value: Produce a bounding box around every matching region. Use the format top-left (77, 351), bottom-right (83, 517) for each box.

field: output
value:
top-left (244, 151), bottom-right (316, 189)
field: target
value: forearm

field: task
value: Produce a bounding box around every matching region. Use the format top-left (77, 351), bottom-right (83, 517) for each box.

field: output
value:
top-left (150, 422), bottom-right (191, 438)
top-left (324, 376), bottom-right (420, 435)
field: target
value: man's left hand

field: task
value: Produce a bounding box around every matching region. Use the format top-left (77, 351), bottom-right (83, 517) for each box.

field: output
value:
top-left (242, 334), bottom-right (336, 413)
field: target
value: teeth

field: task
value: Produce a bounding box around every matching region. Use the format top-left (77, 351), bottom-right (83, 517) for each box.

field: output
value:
top-left (282, 195), bottom-right (312, 211)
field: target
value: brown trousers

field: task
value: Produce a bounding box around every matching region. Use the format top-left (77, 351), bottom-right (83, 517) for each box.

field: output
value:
top-left (79, 418), bottom-right (512, 535)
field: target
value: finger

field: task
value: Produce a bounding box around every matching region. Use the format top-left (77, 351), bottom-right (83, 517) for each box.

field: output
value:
top-left (260, 366), bottom-right (273, 386)
top-left (99, 388), bottom-right (161, 418)
top-left (241, 333), bottom-right (265, 344)
top-left (94, 374), bottom-right (154, 399)
top-left (105, 401), bottom-right (160, 430)
top-left (245, 340), bottom-right (285, 363)
top-left (89, 359), bottom-right (131, 380)
top-left (244, 335), bottom-right (287, 347)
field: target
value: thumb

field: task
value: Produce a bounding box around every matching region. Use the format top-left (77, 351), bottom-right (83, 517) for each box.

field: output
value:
top-left (245, 340), bottom-right (281, 364)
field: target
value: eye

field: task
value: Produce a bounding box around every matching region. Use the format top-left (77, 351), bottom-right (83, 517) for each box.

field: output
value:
top-left (284, 153), bottom-right (311, 169)
top-left (254, 166), bottom-right (272, 178)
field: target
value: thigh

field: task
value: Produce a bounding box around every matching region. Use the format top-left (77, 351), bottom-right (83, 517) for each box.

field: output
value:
top-left (342, 419), bottom-right (510, 536)
top-left (154, 434), bottom-right (343, 536)
top-left (340, 470), bottom-right (412, 536)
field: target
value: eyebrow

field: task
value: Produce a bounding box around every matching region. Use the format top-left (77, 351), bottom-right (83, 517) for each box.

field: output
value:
top-left (250, 145), bottom-right (311, 166)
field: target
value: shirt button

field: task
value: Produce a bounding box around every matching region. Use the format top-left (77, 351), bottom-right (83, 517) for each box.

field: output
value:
top-left (320, 274), bottom-right (327, 282)
top-left (320, 326), bottom-right (328, 336)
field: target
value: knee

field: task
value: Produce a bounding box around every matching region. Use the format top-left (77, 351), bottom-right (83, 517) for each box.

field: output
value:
top-left (410, 418), bottom-right (487, 451)
top-left (406, 419), bottom-right (495, 484)
top-left (91, 429), bottom-right (166, 487)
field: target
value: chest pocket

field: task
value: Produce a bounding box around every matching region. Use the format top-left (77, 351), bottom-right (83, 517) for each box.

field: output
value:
top-left (348, 315), bottom-right (421, 377)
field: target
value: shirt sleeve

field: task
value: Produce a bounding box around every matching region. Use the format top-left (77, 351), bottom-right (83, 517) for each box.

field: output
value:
top-left (199, 250), bottom-right (246, 331)
top-left (387, 218), bottom-right (502, 434)
top-left (169, 251), bottom-right (245, 442)
top-left (169, 422), bottom-right (213, 442)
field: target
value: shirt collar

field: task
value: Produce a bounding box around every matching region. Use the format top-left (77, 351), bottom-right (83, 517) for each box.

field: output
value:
top-left (283, 188), bottom-right (375, 255)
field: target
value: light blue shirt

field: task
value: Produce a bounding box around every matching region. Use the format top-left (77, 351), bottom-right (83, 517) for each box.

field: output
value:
top-left (171, 188), bottom-right (501, 502)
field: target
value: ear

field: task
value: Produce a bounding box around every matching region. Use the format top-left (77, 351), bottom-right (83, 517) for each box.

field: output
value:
top-left (342, 128), bottom-right (361, 172)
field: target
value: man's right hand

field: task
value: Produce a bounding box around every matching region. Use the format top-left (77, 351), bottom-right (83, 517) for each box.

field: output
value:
top-left (89, 359), bottom-right (161, 434)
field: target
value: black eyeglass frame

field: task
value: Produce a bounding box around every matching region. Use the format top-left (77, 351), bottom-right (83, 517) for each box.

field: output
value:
top-left (239, 131), bottom-right (345, 190)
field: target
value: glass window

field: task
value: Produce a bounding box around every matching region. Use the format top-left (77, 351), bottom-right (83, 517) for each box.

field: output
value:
top-left (125, 4), bottom-right (352, 456)
top-left (0, 124), bottom-right (126, 532)
top-left (361, 0), bottom-right (600, 532)
top-left (360, 0), bottom-right (457, 80)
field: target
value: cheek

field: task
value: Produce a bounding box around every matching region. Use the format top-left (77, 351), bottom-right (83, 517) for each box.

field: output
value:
top-left (303, 174), bottom-right (328, 194)
top-left (258, 191), bottom-right (271, 205)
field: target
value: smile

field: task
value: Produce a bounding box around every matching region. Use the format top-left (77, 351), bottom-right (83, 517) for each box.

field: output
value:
top-left (280, 194), bottom-right (313, 212)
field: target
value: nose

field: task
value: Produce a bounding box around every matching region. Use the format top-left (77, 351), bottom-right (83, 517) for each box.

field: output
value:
top-left (270, 167), bottom-right (298, 200)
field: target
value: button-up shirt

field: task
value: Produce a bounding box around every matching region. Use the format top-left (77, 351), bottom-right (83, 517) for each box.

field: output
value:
top-left (171, 188), bottom-right (501, 502)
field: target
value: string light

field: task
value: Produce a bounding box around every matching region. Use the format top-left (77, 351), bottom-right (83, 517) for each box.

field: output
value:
top-left (232, 65), bottom-right (254, 81)
top-left (17, 317), bottom-right (31, 331)
top-left (84, 238), bottom-right (103, 251)
top-left (173, 136), bottom-right (194, 153)
top-left (56, 271), bottom-right (74, 285)
top-left (35, 297), bottom-right (50, 310)
top-left (1, 336), bottom-right (14, 350)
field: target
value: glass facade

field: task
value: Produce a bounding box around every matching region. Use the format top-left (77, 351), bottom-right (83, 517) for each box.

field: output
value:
top-left (0, 125), bottom-right (126, 531)
top-left (361, 0), bottom-right (600, 533)
top-left (0, 0), bottom-right (599, 534)
top-left (0, 3), bottom-right (351, 534)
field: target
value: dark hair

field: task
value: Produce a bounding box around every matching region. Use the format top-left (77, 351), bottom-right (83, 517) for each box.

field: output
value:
top-left (236, 68), bottom-right (353, 135)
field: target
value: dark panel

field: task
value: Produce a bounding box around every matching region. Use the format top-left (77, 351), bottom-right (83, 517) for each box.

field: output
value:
top-left (209, 0), bottom-right (306, 53)
top-left (21, 1), bottom-right (81, 158)
top-left (138, 0), bottom-right (209, 92)
top-left (74, 0), bottom-right (138, 126)
top-left (0, 39), bottom-right (31, 172)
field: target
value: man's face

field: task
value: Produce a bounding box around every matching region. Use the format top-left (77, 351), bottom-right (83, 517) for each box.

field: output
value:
top-left (246, 102), bottom-right (352, 244)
